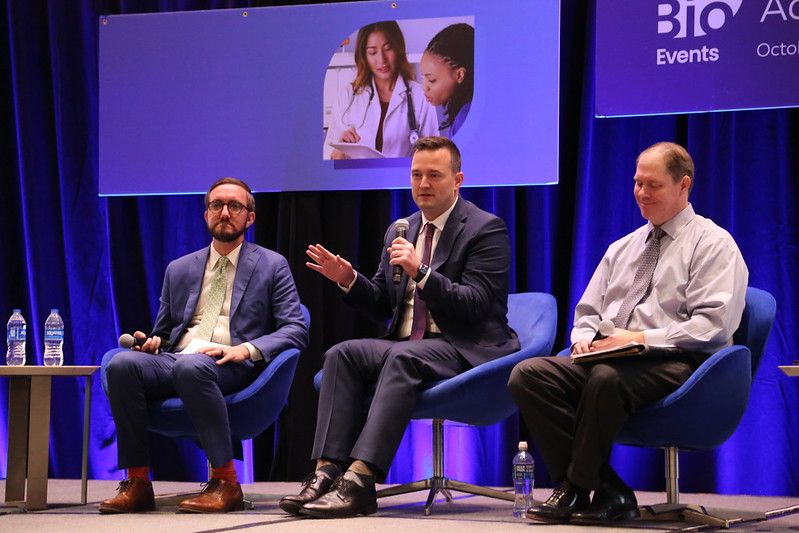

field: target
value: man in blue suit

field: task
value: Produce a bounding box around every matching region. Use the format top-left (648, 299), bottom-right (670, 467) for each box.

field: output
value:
top-left (100, 177), bottom-right (308, 514)
top-left (280, 136), bottom-right (519, 518)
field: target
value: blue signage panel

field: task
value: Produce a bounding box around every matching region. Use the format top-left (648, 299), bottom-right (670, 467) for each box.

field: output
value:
top-left (596, 0), bottom-right (799, 117)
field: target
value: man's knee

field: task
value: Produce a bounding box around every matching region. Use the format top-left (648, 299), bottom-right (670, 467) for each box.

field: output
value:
top-left (585, 364), bottom-right (622, 392)
top-left (172, 355), bottom-right (215, 388)
top-left (322, 339), bottom-right (374, 367)
top-left (106, 350), bottom-right (144, 381)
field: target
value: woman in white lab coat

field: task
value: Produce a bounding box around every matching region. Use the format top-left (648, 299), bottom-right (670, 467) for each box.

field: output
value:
top-left (323, 21), bottom-right (438, 160)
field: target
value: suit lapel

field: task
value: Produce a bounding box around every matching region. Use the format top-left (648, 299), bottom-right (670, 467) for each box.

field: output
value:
top-left (184, 247), bottom-right (210, 325)
top-left (431, 198), bottom-right (467, 270)
top-left (231, 241), bottom-right (257, 318)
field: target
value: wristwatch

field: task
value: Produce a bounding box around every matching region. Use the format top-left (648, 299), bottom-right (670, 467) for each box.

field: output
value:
top-left (413, 263), bottom-right (430, 283)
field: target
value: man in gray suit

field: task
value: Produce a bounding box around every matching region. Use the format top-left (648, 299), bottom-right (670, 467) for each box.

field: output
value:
top-left (100, 177), bottom-right (308, 514)
top-left (280, 136), bottom-right (519, 518)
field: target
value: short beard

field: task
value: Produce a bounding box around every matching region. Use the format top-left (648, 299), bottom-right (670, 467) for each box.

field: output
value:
top-left (209, 223), bottom-right (245, 243)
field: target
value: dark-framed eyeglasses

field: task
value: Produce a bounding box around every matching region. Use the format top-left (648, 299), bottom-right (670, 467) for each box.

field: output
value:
top-left (207, 200), bottom-right (249, 215)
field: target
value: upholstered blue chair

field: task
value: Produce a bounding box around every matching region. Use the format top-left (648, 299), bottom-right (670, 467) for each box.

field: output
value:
top-left (100, 304), bottom-right (309, 474)
top-left (616, 287), bottom-right (776, 527)
top-left (313, 292), bottom-right (558, 514)
top-left (558, 287), bottom-right (776, 527)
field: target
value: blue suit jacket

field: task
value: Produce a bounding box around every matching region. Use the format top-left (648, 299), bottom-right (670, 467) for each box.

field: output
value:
top-left (151, 240), bottom-right (308, 362)
top-left (344, 197), bottom-right (520, 367)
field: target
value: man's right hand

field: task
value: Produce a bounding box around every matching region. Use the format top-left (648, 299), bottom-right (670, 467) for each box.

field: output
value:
top-left (571, 340), bottom-right (592, 355)
top-left (133, 330), bottom-right (161, 354)
top-left (306, 244), bottom-right (356, 287)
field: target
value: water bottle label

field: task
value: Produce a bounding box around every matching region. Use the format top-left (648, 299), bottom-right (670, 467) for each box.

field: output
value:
top-left (45, 327), bottom-right (65, 341)
top-left (513, 464), bottom-right (534, 480)
top-left (8, 325), bottom-right (26, 341)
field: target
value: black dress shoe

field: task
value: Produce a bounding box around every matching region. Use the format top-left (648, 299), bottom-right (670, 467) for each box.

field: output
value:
top-left (279, 464), bottom-right (341, 515)
top-left (299, 472), bottom-right (377, 519)
top-left (571, 482), bottom-right (639, 523)
top-left (526, 481), bottom-right (590, 523)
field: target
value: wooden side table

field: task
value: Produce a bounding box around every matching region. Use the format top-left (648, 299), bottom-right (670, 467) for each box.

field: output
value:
top-left (779, 365), bottom-right (799, 377)
top-left (1, 365), bottom-right (99, 510)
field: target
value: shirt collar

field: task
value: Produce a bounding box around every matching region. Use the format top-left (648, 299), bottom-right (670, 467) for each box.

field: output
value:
top-left (650, 203), bottom-right (695, 240)
top-left (208, 242), bottom-right (243, 269)
top-left (421, 195), bottom-right (459, 232)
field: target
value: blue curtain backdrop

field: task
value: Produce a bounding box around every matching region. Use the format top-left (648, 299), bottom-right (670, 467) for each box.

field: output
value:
top-left (1, 0), bottom-right (798, 495)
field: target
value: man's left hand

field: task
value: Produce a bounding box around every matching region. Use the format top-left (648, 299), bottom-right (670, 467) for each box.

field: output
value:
top-left (196, 344), bottom-right (251, 365)
top-left (388, 237), bottom-right (421, 278)
top-left (590, 329), bottom-right (645, 351)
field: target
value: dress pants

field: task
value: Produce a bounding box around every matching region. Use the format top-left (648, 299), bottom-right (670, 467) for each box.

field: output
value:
top-left (508, 355), bottom-right (699, 490)
top-left (106, 349), bottom-right (258, 468)
top-left (312, 337), bottom-right (470, 477)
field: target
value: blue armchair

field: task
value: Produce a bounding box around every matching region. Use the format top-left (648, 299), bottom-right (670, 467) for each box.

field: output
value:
top-left (556, 287), bottom-right (776, 527)
top-left (101, 304), bottom-right (309, 476)
top-left (615, 287), bottom-right (776, 527)
top-left (314, 292), bottom-right (558, 514)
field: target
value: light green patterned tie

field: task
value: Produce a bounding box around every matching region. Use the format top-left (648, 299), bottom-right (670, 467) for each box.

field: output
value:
top-left (195, 256), bottom-right (229, 341)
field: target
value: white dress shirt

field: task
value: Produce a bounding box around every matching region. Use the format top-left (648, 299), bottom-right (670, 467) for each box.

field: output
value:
top-left (571, 204), bottom-right (749, 353)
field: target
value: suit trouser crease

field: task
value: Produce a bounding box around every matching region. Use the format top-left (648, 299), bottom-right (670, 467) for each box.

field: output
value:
top-left (508, 356), bottom-right (695, 490)
top-left (106, 350), bottom-right (257, 469)
top-left (313, 338), bottom-right (469, 476)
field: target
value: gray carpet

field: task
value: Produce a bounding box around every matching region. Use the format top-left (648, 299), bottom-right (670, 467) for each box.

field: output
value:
top-left (2, 479), bottom-right (799, 532)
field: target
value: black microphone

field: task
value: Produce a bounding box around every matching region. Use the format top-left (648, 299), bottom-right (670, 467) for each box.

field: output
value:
top-left (119, 333), bottom-right (145, 349)
top-left (392, 218), bottom-right (410, 284)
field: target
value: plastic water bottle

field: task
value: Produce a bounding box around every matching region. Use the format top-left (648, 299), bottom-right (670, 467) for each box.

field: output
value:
top-left (512, 440), bottom-right (535, 517)
top-left (6, 309), bottom-right (26, 366)
top-left (43, 308), bottom-right (65, 366)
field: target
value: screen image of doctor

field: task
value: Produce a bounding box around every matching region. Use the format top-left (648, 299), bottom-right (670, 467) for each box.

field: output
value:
top-left (421, 23), bottom-right (474, 138)
top-left (324, 21), bottom-right (438, 160)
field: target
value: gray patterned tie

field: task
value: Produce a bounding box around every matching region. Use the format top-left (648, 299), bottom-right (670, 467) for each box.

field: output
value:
top-left (195, 256), bottom-right (229, 341)
top-left (613, 227), bottom-right (665, 329)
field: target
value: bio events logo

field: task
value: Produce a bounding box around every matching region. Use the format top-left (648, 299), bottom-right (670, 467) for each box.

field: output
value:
top-left (655, 1), bottom-right (742, 64)
top-left (657, 0), bottom-right (742, 38)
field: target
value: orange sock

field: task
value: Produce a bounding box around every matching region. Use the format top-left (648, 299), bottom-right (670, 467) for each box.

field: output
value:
top-left (211, 460), bottom-right (237, 483)
top-left (127, 466), bottom-right (150, 480)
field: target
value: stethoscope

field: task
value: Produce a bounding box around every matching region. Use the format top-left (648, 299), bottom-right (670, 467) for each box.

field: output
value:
top-left (342, 77), bottom-right (420, 146)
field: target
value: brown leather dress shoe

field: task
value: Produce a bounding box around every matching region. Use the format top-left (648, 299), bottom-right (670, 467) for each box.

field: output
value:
top-left (99, 478), bottom-right (155, 514)
top-left (178, 478), bottom-right (244, 513)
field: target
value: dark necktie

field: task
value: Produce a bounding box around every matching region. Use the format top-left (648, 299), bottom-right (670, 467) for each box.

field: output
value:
top-left (613, 227), bottom-right (665, 329)
top-left (410, 223), bottom-right (436, 340)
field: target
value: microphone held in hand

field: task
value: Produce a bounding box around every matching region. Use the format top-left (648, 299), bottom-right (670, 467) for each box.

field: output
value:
top-left (595, 319), bottom-right (616, 340)
top-left (119, 333), bottom-right (146, 349)
top-left (392, 218), bottom-right (410, 284)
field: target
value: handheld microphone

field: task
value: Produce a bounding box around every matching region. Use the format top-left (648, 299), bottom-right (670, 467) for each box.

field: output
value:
top-left (594, 319), bottom-right (616, 340)
top-left (119, 333), bottom-right (146, 349)
top-left (392, 218), bottom-right (410, 284)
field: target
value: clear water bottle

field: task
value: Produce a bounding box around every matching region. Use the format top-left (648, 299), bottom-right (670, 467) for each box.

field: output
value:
top-left (512, 440), bottom-right (535, 517)
top-left (6, 309), bottom-right (27, 366)
top-left (43, 308), bottom-right (65, 366)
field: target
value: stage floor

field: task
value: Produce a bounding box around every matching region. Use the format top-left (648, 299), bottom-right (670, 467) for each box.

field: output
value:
top-left (2, 479), bottom-right (799, 532)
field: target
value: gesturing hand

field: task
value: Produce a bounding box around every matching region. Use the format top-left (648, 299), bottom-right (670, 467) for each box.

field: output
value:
top-left (306, 244), bottom-right (356, 286)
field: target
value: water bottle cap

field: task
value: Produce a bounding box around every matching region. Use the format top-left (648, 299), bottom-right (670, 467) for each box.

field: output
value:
top-left (50, 308), bottom-right (59, 314)
top-left (518, 441), bottom-right (528, 451)
top-left (13, 308), bottom-right (21, 314)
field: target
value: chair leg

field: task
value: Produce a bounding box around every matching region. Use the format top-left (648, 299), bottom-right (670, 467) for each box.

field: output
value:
top-left (376, 419), bottom-right (514, 515)
top-left (636, 447), bottom-right (767, 528)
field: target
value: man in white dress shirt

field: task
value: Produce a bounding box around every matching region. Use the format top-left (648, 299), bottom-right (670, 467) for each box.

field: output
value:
top-left (509, 142), bottom-right (748, 524)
